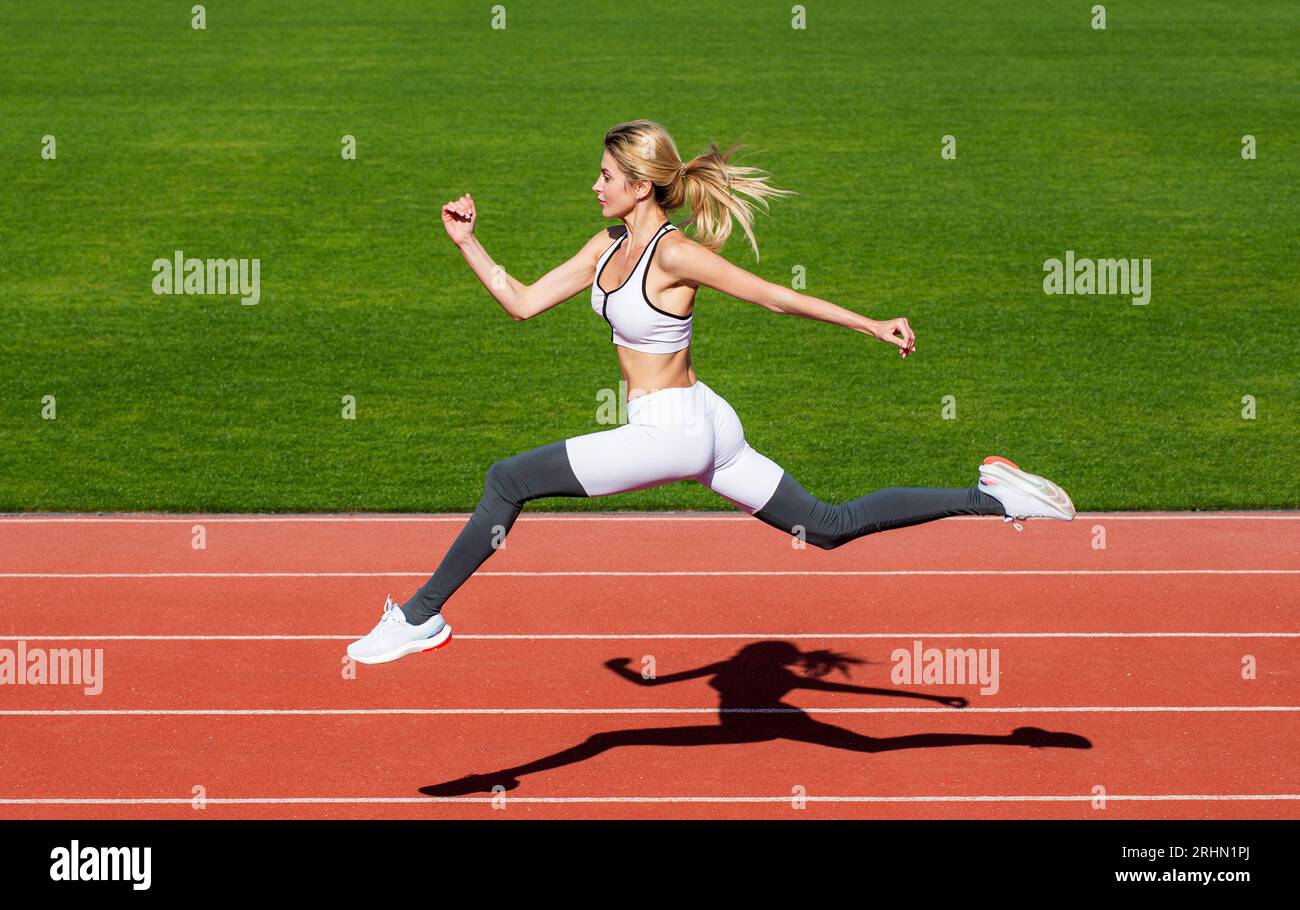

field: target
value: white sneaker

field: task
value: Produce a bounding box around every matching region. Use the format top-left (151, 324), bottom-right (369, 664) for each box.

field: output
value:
top-left (346, 595), bottom-right (452, 665)
top-left (977, 456), bottom-right (1076, 527)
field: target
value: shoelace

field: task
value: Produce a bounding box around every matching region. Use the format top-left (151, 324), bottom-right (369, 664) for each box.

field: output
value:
top-left (982, 477), bottom-right (1023, 530)
top-left (372, 596), bottom-right (406, 630)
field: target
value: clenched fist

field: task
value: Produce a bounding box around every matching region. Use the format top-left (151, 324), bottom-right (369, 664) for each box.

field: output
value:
top-left (442, 193), bottom-right (476, 245)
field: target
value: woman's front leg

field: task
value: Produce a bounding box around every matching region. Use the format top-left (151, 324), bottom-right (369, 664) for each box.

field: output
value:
top-left (401, 438), bottom-right (591, 623)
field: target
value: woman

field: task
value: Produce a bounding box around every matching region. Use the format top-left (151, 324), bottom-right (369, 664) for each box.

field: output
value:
top-left (348, 120), bottom-right (1075, 665)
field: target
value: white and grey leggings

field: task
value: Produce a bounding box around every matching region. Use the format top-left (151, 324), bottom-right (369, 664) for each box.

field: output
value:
top-left (401, 380), bottom-right (1004, 623)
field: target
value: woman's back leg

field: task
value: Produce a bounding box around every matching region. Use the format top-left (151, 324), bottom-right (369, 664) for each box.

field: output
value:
top-left (751, 468), bottom-right (1005, 550)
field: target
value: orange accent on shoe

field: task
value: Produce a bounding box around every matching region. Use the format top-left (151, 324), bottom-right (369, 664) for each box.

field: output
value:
top-left (419, 630), bottom-right (453, 654)
top-left (982, 455), bottom-right (1020, 470)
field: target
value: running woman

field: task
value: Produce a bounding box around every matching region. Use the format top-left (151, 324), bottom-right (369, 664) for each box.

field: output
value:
top-left (348, 120), bottom-right (1075, 665)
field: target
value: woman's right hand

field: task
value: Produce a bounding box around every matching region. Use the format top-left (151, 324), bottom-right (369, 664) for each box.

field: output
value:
top-left (442, 193), bottom-right (477, 245)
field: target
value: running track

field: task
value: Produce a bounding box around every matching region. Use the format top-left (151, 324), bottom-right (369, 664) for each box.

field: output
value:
top-left (0, 512), bottom-right (1296, 819)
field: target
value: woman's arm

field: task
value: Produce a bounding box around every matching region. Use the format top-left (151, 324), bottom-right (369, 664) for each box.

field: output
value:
top-left (442, 193), bottom-right (610, 322)
top-left (659, 238), bottom-right (916, 357)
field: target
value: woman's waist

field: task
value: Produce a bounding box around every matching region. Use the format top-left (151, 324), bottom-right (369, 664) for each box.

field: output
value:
top-left (625, 379), bottom-right (716, 433)
top-left (626, 378), bottom-right (697, 403)
top-left (620, 353), bottom-right (695, 399)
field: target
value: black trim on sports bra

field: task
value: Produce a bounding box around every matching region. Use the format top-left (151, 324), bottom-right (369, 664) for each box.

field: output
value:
top-left (593, 232), bottom-right (625, 301)
top-left (641, 224), bottom-right (691, 321)
top-left (596, 221), bottom-right (670, 296)
top-left (595, 230), bottom-right (630, 342)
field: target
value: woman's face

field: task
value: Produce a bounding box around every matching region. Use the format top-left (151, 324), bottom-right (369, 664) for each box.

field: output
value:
top-left (592, 149), bottom-right (643, 218)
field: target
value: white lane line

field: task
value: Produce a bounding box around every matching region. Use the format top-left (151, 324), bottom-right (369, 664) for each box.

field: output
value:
top-left (2, 706), bottom-right (1296, 716)
top-left (0, 794), bottom-right (1296, 805)
top-left (0, 513), bottom-right (1297, 523)
top-left (2, 632), bottom-right (1298, 641)
top-left (2, 569), bottom-right (1297, 578)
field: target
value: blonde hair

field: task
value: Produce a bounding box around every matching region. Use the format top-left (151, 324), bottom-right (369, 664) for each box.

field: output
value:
top-left (602, 119), bottom-right (796, 261)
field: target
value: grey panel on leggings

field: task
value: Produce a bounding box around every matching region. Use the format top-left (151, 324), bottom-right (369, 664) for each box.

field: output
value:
top-left (401, 440), bottom-right (590, 622)
top-left (754, 471), bottom-right (1004, 550)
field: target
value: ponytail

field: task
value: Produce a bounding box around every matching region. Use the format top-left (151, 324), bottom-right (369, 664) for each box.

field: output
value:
top-left (673, 141), bottom-right (796, 261)
top-left (604, 120), bottom-right (796, 261)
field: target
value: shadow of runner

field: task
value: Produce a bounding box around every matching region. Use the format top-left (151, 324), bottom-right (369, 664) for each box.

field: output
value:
top-left (422, 640), bottom-right (1091, 796)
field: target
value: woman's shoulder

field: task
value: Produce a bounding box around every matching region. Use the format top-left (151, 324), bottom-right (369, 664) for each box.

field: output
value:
top-left (655, 223), bottom-right (700, 264)
top-left (583, 224), bottom-right (626, 256)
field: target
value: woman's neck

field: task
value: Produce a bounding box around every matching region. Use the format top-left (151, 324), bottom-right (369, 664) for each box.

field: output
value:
top-left (622, 207), bottom-right (668, 246)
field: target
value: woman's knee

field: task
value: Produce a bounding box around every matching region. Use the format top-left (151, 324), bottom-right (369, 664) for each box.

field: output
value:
top-left (752, 472), bottom-right (851, 548)
top-left (486, 440), bottom-right (588, 506)
top-left (803, 524), bottom-right (850, 550)
top-left (754, 507), bottom-right (848, 550)
top-left (484, 458), bottom-right (517, 499)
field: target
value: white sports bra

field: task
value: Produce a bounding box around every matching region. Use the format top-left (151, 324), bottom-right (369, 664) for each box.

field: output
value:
top-left (591, 222), bottom-right (692, 353)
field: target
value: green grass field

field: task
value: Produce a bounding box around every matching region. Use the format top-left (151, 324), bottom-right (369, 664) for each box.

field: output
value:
top-left (2, 1), bottom-right (1296, 512)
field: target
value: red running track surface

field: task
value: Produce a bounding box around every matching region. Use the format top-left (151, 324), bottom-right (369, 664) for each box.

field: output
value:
top-left (0, 512), bottom-right (1296, 819)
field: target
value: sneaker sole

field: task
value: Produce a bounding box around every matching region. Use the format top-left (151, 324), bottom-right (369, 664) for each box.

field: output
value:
top-left (979, 456), bottom-right (1076, 520)
top-left (350, 623), bottom-right (453, 666)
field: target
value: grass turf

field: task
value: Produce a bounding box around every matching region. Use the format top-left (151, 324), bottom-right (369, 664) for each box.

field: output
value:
top-left (1, 0), bottom-right (1296, 512)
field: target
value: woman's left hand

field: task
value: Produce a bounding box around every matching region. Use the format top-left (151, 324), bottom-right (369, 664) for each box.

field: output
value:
top-left (870, 317), bottom-right (916, 358)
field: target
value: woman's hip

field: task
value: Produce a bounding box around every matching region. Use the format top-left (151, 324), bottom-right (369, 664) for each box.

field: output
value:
top-left (563, 379), bottom-right (757, 497)
top-left (564, 417), bottom-right (713, 497)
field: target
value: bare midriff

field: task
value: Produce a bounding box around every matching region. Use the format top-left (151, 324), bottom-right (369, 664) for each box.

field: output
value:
top-left (618, 344), bottom-right (697, 401)
top-left (603, 230), bottom-right (699, 401)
